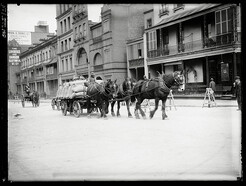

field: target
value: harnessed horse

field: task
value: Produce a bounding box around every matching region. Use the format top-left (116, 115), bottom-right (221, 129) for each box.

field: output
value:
top-left (131, 71), bottom-right (185, 120)
top-left (86, 79), bottom-right (118, 118)
top-left (110, 78), bottom-right (134, 117)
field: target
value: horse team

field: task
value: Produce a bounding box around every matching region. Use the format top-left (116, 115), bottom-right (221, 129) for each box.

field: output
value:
top-left (53, 71), bottom-right (185, 120)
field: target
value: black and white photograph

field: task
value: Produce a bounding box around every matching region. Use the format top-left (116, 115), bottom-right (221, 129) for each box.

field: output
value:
top-left (6, 3), bottom-right (242, 181)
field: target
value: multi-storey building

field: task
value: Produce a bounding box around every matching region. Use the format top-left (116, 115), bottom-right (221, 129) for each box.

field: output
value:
top-left (19, 35), bottom-right (58, 98)
top-left (89, 4), bottom-right (130, 84)
top-left (143, 3), bottom-right (241, 94)
top-left (126, 4), bottom-right (153, 81)
top-left (56, 4), bottom-right (75, 84)
top-left (8, 22), bottom-right (55, 96)
top-left (72, 4), bottom-right (96, 78)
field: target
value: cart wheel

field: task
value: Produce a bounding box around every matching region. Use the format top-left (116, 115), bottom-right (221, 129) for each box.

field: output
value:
top-left (51, 99), bottom-right (56, 110)
top-left (73, 101), bottom-right (81, 118)
top-left (57, 101), bottom-right (60, 111)
top-left (61, 101), bottom-right (67, 116)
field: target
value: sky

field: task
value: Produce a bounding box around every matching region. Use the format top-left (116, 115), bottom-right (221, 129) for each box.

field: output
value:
top-left (7, 4), bottom-right (103, 34)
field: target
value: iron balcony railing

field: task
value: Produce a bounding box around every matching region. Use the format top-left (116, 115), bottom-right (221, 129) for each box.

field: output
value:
top-left (147, 32), bottom-right (238, 58)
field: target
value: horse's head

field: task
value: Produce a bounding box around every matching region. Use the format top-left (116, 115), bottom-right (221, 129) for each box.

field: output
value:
top-left (105, 79), bottom-right (118, 98)
top-left (123, 77), bottom-right (134, 93)
top-left (173, 70), bottom-right (185, 91)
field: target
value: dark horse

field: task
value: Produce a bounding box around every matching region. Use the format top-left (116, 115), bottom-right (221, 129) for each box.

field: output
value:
top-left (31, 91), bottom-right (39, 107)
top-left (86, 79), bottom-right (118, 118)
top-left (110, 77), bottom-right (134, 117)
top-left (131, 71), bottom-right (185, 120)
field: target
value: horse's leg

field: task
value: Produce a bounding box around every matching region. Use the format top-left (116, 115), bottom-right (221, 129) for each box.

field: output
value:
top-left (111, 101), bottom-right (116, 116)
top-left (87, 99), bottom-right (92, 118)
top-left (101, 101), bottom-right (107, 118)
top-left (117, 101), bottom-right (121, 117)
top-left (138, 98), bottom-right (146, 119)
top-left (161, 98), bottom-right (168, 120)
top-left (149, 98), bottom-right (160, 119)
top-left (134, 98), bottom-right (141, 119)
top-left (126, 99), bottom-right (132, 118)
top-left (105, 101), bottom-right (109, 114)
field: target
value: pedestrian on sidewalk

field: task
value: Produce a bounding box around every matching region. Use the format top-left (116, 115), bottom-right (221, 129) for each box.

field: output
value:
top-left (233, 76), bottom-right (241, 111)
top-left (209, 78), bottom-right (216, 101)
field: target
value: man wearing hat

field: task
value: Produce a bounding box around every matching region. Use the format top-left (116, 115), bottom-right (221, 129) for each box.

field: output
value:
top-left (209, 78), bottom-right (216, 101)
top-left (89, 72), bottom-right (95, 83)
top-left (234, 76), bottom-right (241, 110)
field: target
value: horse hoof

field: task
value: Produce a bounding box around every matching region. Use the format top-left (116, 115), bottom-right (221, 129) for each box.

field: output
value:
top-left (117, 114), bottom-right (121, 117)
top-left (128, 115), bottom-right (133, 118)
top-left (111, 112), bottom-right (115, 117)
top-left (143, 116), bottom-right (147, 120)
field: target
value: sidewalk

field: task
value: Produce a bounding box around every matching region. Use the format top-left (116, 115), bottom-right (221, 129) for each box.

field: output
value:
top-left (8, 97), bottom-right (238, 107)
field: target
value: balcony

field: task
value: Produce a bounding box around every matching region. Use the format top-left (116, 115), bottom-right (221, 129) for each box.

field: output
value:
top-left (74, 33), bottom-right (86, 44)
top-left (147, 33), bottom-right (236, 59)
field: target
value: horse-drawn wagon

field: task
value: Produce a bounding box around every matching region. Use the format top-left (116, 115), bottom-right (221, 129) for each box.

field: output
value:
top-left (21, 91), bottom-right (39, 108)
top-left (53, 79), bottom-right (107, 118)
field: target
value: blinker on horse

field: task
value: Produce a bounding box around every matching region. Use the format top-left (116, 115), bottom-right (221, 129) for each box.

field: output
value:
top-left (131, 71), bottom-right (185, 120)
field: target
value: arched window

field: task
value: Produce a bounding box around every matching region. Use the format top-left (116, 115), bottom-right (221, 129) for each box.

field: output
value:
top-left (94, 53), bottom-right (103, 66)
top-left (77, 48), bottom-right (87, 65)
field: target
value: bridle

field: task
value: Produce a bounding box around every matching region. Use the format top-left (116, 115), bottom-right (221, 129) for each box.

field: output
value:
top-left (173, 72), bottom-right (184, 86)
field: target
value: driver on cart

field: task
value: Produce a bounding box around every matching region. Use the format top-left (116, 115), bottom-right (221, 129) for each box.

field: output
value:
top-left (24, 84), bottom-right (31, 96)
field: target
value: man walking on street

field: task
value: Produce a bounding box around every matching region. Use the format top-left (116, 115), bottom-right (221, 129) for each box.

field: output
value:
top-left (234, 76), bottom-right (241, 111)
top-left (209, 78), bottom-right (216, 101)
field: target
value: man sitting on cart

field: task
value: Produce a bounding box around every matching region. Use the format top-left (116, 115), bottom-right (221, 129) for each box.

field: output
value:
top-left (24, 84), bottom-right (31, 96)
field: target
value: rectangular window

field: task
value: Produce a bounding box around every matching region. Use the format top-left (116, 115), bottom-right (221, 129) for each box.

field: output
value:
top-left (64, 19), bottom-right (67, 33)
top-left (68, 16), bottom-right (70, 30)
top-left (66, 58), bottom-right (69, 71)
top-left (103, 19), bottom-right (109, 33)
top-left (159, 4), bottom-right (169, 16)
top-left (61, 59), bottom-right (64, 72)
top-left (215, 8), bottom-right (232, 35)
top-left (75, 27), bottom-right (77, 39)
top-left (60, 21), bottom-right (63, 34)
top-left (147, 19), bottom-right (152, 28)
top-left (68, 38), bottom-right (71, 49)
top-left (65, 40), bottom-right (68, 51)
top-left (61, 41), bottom-right (64, 52)
top-left (70, 57), bottom-right (73, 70)
top-left (147, 31), bottom-right (157, 51)
top-left (83, 23), bottom-right (87, 37)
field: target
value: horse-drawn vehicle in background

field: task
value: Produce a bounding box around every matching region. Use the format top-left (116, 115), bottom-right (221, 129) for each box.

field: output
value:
top-left (21, 85), bottom-right (40, 108)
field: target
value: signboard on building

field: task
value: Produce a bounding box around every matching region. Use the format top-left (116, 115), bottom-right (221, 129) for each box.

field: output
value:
top-left (8, 47), bottom-right (21, 66)
top-left (8, 31), bottom-right (32, 45)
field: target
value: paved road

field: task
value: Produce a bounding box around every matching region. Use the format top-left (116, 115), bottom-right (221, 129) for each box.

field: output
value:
top-left (8, 101), bottom-right (241, 181)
